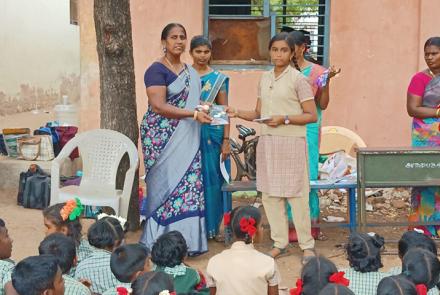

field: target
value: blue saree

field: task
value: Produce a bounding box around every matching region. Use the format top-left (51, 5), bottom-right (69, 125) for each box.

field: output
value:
top-left (140, 62), bottom-right (208, 254)
top-left (199, 70), bottom-right (231, 238)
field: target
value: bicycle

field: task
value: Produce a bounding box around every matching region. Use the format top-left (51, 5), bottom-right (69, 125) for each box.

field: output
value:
top-left (229, 124), bottom-right (259, 181)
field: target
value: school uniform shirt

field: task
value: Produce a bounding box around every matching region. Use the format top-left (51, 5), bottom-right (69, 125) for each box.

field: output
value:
top-left (0, 260), bottom-right (14, 295)
top-left (69, 238), bottom-right (95, 277)
top-left (342, 267), bottom-right (387, 295)
top-left (387, 267), bottom-right (439, 295)
top-left (154, 263), bottom-right (209, 294)
top-left (206, 241), bottom-right (280, 295)
top-left (63, 275), bottom-right (92, 295)
top-left (101, 283), bottom-right (132, 295)
top-left (74, 249), bottom-right (123, 294)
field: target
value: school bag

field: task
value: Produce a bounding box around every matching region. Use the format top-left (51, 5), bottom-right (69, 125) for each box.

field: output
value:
top-left (17, 164), bottom-right (45, 205)
top-left (18, 164), bottom-right (51, 209)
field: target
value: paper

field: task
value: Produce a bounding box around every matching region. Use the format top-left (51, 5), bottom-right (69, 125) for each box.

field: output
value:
top-left (210, 105), bottom-right (229, 126)
top-left (220, 154), bottom-right (230, 183)
top-left (253, 117), bottom-right (271, 123)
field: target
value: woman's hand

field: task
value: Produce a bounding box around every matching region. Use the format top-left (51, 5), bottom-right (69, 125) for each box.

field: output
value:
top-left (225, 106), bottom-right (238, 118)
top-left (196, 111), bottom-right (213, 124)
top-left (264, 116), bottom-right (284, 127)
top-left (328, 66), bottom-right (341, 80)
top-left (221, 139), bottom-right (231, 161)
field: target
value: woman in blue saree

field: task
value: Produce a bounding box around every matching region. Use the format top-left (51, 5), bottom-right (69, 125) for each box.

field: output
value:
top-left (140, 24), bottom-right (212, 254)
top-left (190, 36), bottom-right (231, 240)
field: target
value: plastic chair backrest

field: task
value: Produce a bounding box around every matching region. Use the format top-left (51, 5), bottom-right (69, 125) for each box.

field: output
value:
top-left (320, 126), bottom-right (367, 157)
top-left (73, 129), bottom-right (138, 191)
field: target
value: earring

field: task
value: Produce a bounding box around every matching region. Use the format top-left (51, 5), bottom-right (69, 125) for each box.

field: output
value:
top-left (162, 47), bottom-right (167, 53)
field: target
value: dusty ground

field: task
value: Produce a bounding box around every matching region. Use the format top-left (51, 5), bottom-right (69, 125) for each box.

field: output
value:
top-left (0, 187), bottom-right (410, 290)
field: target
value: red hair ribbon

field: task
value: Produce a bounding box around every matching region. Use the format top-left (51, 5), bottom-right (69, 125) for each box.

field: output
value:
top-left (195, 271), bottom-right (207, 290)
top-left (416, 284), bottom-right (427, 295)
top-left (289, 278), bottom-right (303, 295)
top-left (239, 217), bottom-right (257, 237)
top-left (224, 212), bottom-right (231, 226)
top-left (116, 287), bottom-right (129, 295)
top-left (328, 271), bottom-right (350, 286)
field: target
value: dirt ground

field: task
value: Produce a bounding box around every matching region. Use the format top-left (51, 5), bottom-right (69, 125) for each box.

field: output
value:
top-left (0, 188), bottom-right (407, 290)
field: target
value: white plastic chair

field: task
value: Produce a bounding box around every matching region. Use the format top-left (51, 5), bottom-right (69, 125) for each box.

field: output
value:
top-left (320, 126), bottom-right (367, 157)
top-left (50, 129), bottom-right (139, 218)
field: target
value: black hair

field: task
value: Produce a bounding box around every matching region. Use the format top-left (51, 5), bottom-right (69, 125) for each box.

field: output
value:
top-left (230, 205), bottom-right (261, 244)
top-left (318, 283), bottom-right (355, 295)
top-left (289, 30), bottom-right (319, 64)
top-left (87, 216), bottom-right (124, 250)
top-left (268, 32), bottom-right (301, 71)
top-left (151, 231), bottom-right (187, 268)
top-left (346, 232), bottom-right (384, 272)
top-left (12, 254), bottom-right (60, 295)
top-left (132, 271), bottom-right (175, 295)
top-left (161, 23), bottom-right (187, 41)
top-left (398, 231), bottom-right (437, 258)
top-left (402, 248), bottom-right (440, 289)
top-left (0, 218), bottom-right (5, 228)
top-left (111, 243), bottom-right (150, 283)
top-left (424, 37), bottom-right (440, 49)
top-left (43, 202), bottom-right (82, 245)
top-left (38, 233), bottom-right (76, 274)
top-left (377, 275), bottom-right (417, 295)
top-left (190, 35), bottom-right (212, 51)
top-left (301, 256), bottom-right (338, 295)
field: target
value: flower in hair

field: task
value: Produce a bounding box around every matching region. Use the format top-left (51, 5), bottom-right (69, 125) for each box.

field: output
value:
top-left (224, 212), bottom-right (231, 226)
top-left (116, 286), bottom-right (132, 295)
top-left (328, 271), bottom-right (349, 286)
top-left (289, 278), bottom-right (303, 295)
top-left (97, 213), bottom-right (127, 229)
top-left (158, 291), bottom-right (176, 295)
top-left (60, 198), bottom-right (83, 221)
top-left (239, 217), bottom-right (257, 237)
top-left (415, 284), bottom-right (427, 295)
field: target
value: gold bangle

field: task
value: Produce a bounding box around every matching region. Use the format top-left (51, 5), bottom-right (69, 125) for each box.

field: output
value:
top-left (193, 110), bottom-right (198, 120)
top-left (436, 108), bottom-right (440, 118)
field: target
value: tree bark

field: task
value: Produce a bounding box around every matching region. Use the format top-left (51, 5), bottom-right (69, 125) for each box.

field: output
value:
top-left (94, 0), bottom-right (139, 230)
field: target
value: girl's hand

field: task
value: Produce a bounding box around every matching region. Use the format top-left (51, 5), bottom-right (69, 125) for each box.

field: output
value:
top-left (221, 140), bottom-right (231, 161)
top-left (196, 111), bottom-right (213, 124)
top-left (328, 66), bottom-right (341, 80)
top-left (225, 106), bottom-right (238, 118)
top-left (265, 116), bottom-right (284, 127)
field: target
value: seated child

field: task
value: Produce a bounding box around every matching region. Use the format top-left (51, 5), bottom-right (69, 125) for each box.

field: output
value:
top-left (38, 233), bottom-right (91, 295)
top-left (401, 248), bottom-right (440, 294)
top-left (11, 255), bottom-right (64, 295)
top-left (74, 216), bottom-right (125, 294)
top-left (102, 243), bottom-right (151, 295)
top-left (377, 274), bottom-right (422, 295)
top-left (388, 230), bottom-right (437, 275)
top-left (43, 199), bottom-right (94, 275)
top-left (0, 218), bottom-right (14, 295)
top-left (319, 283), bottom-right (355, 295)
top-left (342, 232), bottom-right (386, 295)
top-left (290, 256), bottom-right (350, 295)
top-left (132, 272), bottom-right (175, 295)
top-left (151, 231), bottom-right (207, 294)
top-left (206, 206), bottom-right (280, 295)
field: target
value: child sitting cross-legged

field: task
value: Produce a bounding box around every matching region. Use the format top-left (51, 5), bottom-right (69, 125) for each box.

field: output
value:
top-left (38, 233), bottom-right (91, 295)
top-left (0, 218), bottom-right (14, 295)
top-left (151, 231), bottom-right (208, 294)
top-left (74, 216), bottom-right (126, 294)
top-left (11, 255), bottom-right (65, 295)
top-left (341, 232), bottom-right (386, 295)
top-left (132, 271), bottom-right (175, 295)
top-left (206, 206), bottom-right (280, 295)
top-left (101, 244), bottom-right (151, 295)
top-left (43, 199), bottom-right (94, 275)
top-left (290, 256), bottom-right (350, 295)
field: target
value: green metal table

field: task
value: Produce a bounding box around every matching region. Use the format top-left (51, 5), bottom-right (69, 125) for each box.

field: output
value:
top-left (357, 147), bottom-right (440, 231)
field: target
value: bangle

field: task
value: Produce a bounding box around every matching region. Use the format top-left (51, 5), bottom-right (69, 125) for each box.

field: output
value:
top-left (223, 137), bottom-right (229, 140)
top-left (193, 110), bottom-right (198, 120)
top-left (436, 108), bottom-right (440, 118)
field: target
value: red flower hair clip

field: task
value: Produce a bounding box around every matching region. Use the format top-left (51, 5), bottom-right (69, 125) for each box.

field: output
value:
top-left (328, 271), bottom-right (350, 286)
top-left (224, 212), bottom-right (231, 226)
top-left (239, 217), bottom-right (257, 237)
top-left (289, 278), bottom-right (303, 295)
top-left (416, 284), bottom-right (427, 295)
top-left (116, 286), bottom-right (132, 295)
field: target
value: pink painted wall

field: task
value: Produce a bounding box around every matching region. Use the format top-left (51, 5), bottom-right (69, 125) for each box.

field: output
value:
top-left (78, 0), bottom-right (440, 148)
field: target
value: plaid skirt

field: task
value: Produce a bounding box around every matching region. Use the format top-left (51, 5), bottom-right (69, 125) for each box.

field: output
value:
top-left (256, 135), bottom-right (309, 197)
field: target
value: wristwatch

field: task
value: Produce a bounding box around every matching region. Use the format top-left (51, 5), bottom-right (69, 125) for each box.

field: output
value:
top-left (284, 115), bottom-right (290, 125)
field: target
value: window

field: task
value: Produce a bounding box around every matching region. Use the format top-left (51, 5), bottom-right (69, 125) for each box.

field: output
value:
top-left (203, 0), bottom-right (330, 68)
top-left (70, 0), bottom-right (78, 25)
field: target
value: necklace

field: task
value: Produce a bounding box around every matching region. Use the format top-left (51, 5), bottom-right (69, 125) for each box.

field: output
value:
top-left (164, 56), bottom-right (190, 87)
top-left (429, 69), bottom-right (439, 77)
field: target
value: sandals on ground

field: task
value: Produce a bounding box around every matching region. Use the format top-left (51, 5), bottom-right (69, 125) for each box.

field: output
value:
top-left (302, 248), bottom-right (317, 265)
top-left (267, 246), bottom-right (289, 259)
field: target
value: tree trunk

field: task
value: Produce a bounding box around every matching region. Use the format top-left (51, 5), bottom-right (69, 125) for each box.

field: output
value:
top-left (94, 0), bottom-right (139, 230)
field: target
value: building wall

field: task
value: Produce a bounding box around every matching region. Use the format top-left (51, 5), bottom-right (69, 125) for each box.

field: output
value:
top-left (78, 0), bottom-right (440, 148)
top-left (0, 0), bottom-right (80, 130)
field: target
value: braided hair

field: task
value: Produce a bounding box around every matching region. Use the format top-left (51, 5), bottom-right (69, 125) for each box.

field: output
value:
top-left (346, 232), bottom-right (384, 272)
top-left (230, 206), bottom-right (261, 244)
top-left (132, 271), bottom-right (174, 295)
top-left (377, 275), bottom-right (418, 295)
top-left (301, 256), bottom-right (338, 295)
top-left (402, 248), bottom-right (440, 290)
